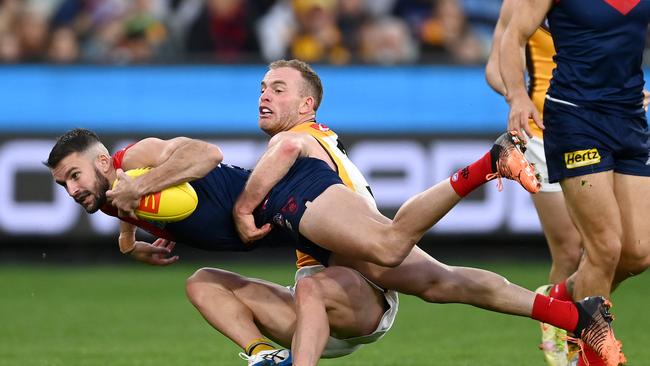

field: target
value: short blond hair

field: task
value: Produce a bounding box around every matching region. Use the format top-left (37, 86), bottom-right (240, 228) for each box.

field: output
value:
top-left (269, 59), bottom-right (323, 111)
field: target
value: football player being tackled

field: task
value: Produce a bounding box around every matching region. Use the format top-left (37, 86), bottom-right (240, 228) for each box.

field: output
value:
top-left (47, 129), bottom-right (395, 366)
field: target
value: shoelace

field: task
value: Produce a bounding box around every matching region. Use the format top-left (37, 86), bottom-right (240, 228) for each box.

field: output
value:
top-left (485, 148), bottom-right (516, 192)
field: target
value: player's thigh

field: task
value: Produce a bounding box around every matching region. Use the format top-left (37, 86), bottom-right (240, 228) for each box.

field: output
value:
top-left (300, 184), bottom-right (391, 257)
top-left (304, 267), bottom-right (386, 338)
top-left (329, 247), bottom-right (455, 298)
top-left (614, 173), bottom-right (650, 274)
top-left (560, 171), bottom-right (622, 252)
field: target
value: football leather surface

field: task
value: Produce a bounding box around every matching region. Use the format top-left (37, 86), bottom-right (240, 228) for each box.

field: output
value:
top-left (113, 168), bottom-right (198, 222)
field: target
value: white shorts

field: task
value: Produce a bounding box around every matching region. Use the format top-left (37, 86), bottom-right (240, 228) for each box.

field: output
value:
top-left (524, 136), bottom-right (563, 193)
top-left (288, 265), bottom-right (399, 358)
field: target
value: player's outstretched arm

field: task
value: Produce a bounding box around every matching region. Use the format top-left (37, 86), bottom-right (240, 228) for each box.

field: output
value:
top-left (234, 131), bottom-right (309, 243)
top-left (500, 0), bottom-right (552, 141)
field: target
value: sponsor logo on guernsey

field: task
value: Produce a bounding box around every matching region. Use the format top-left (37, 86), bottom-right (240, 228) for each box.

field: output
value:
top-left (138, 192), bottom-right (161, 214)
top-left (309, 123), bottom-right (330, 132)
top-left (281, 196), bottom-right (298, 215)
top-left (564, 149), bottom-right (601, 169)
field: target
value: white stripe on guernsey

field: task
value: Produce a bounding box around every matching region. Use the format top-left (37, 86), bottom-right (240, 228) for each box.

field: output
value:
top-left (545, 94), bottom-right (579, 107)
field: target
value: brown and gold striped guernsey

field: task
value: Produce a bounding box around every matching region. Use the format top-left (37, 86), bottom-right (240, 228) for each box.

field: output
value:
top-left (526, 25), bottom-right (556, 138)
top-left (288, 121), bottom-right (375, 268)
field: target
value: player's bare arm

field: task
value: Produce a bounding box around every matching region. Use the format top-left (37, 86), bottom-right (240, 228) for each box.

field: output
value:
top-left (118, 221), bottom-right (138, 253)
top-left (233, 131), bottom-right (314, 243)
top-left (500, 0), bottom-right (552, 141)
top-left (485, 0), bottom-right (517, 95)
top-left (118, 220), bottom-right (179, 265)
top-left (107, 137), bottom-right (222, 216)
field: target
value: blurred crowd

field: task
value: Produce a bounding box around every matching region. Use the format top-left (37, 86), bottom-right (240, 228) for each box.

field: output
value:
top-left (0, 0), bottom-right (502, 65)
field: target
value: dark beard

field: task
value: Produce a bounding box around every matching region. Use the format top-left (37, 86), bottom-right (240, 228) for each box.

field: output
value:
top-left (85, 168), bottom-right (110, 213)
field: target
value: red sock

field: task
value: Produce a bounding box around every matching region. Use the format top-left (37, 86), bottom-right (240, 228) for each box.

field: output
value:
top-left (449, 151), bottom-right (494, 197)
top-left (531, 294), bottom-right (579, 333)
top-left (577, 345), bottom-right (606, 366)
top-left (550, 281), bottom-right (572, 301)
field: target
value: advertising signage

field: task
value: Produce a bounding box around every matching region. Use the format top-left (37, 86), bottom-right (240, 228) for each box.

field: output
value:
top-left (0, 134), bottom-right (541, 242)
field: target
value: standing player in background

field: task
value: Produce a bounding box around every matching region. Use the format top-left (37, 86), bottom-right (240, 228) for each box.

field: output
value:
top-left (500, 1), bottom-right (650, 365)
top-left (486, 1), bottom-right (582, 364)
top-left (487, 2), bottom-right (650, 364)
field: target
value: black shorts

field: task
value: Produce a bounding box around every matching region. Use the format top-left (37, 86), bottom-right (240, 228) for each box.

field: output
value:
top-left (544, 98), bottom-right (650, 183)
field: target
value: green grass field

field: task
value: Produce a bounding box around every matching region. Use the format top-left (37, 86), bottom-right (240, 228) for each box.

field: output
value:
top-left (1, 262), bottom-right (647, 366)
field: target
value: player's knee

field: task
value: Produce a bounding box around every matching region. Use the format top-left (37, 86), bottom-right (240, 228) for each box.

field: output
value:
top-left (555, 247), bottom-right (582, 274)
top-left (294, 276), bottom-right (324, 302)
top-left (585, 235), bottom-right (622, 268)
top-left (185, 267), bottom-right (234, 306)
top-left (186, 268), bottom-right (211, 304)
top-left (619, 244), bottom-right (650, 278)
top-left (372, 232), bottom-right (409, 268)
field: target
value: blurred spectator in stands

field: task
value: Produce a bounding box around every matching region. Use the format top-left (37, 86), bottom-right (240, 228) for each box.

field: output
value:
top-left (359, 16), bottom-right (417, 65)
top-left (16, 6), bottom-right (49, 62)
top-left (0, 0), bottom-right (19, 32)
top-left (458, 0), bottom-right (501, 57)
top-left (0, 33), bottom-right (20, 63)
top-left (185, 0), bottom-right (261, 63)
top-left (0, 0), bottom-right (20, 63)
top-left (115, 0), bottom-right (167, 63)
top-left (256, 0), bottom-right (294, 62)
top-left (337, 0), bottom-right (372, 57)
top-left (395, 0), bottom-right (482, 64)
top-left (46, 27), bottom-right (79, 63)
top-left (290, 0), bottom-right (350, 64)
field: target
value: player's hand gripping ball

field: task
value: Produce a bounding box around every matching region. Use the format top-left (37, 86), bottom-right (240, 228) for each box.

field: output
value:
top-left (113, 168), bottom-right (198, 222)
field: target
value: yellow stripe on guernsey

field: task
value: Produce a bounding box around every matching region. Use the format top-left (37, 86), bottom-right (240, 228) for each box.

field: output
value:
top-left (526, 26), bottom-right (555, 139)
top-left (289, 121), bottom-right (375, 268)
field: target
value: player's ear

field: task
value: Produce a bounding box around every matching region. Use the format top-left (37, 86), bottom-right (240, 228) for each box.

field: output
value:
top-left (300, 95), bottom-right (315, 115)
top-left (96, 153), bottom-right (112, 174)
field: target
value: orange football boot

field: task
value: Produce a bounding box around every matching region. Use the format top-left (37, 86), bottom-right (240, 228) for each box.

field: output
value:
top-left (486, 131), bottom-right (541, 193)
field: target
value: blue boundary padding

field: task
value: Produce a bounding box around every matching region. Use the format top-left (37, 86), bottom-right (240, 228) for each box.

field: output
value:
top-left (0, 65), bottom-right (524, 134)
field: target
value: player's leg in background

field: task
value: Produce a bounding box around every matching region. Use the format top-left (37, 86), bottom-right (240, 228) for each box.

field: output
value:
top-left (560, 171), bottom-right (621, 299)
top-left (185, 268), bottom-right (295, 355)
top-left (612, 173), bottom-right (650, 286)
top-left (532, 191), bottom-right (582, 366)
top-left (292, 266), bottom-right (387, 366)
top-left (532, 191), bottom-right (582, 284)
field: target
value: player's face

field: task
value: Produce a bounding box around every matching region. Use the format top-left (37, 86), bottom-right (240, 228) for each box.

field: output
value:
top-left (259, 67), bottom-right (307, 135)
top-left (51, 152), bottom-right (111, 213)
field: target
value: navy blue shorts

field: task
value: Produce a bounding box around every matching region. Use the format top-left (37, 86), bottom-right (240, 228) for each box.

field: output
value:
top-left (254, 157), bottom-right (343, 265)
top-left (543, 99), bottom-right (650, 183)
